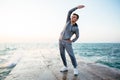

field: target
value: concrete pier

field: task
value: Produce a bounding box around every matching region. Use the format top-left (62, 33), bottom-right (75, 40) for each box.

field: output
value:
top-left (5, 48), bottom-right (120, 80)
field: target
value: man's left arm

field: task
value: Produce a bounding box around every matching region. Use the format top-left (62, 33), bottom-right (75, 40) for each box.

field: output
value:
top-left (71, 28), bottom-right (79, 42)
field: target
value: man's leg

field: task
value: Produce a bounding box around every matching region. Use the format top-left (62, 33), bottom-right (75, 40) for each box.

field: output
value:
top-left (65, 42), bottom-right (79, 75)
top-left (59, 41), bottom-right (67, 67)
top-left (65, 42), bottom-right (77, 68)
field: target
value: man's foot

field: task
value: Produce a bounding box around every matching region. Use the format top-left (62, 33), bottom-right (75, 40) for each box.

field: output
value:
top-left (60, 66), bottom-right (68, 72)
top-left (74, 68), bottom-right (79, 76)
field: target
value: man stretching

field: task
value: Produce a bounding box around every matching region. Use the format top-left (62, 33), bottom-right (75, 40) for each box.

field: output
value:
top-left (59, 5), bottom-right (85, 76)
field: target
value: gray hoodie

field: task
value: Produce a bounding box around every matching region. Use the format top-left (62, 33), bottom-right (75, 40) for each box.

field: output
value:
top-left (60, 7), bottom-right (79, 42)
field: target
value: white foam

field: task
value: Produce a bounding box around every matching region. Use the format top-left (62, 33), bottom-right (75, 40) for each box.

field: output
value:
top-left (0, 51), bottom-right (22, 68)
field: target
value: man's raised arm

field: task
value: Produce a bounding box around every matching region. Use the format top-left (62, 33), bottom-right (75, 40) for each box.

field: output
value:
top-left (66, 5), bottom-right (85, 23)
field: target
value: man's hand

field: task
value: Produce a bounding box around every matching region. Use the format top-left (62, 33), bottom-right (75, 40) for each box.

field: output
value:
top-left (77, 5), bottom-right (85, 9)
top-left (66, 40), bottom-right (72, 43)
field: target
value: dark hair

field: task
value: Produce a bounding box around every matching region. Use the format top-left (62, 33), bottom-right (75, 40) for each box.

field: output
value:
top-left (73, 13), bottom-right (79, 19)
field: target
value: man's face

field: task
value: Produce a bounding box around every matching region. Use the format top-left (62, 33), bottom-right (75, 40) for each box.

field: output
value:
top-left (71, 15), bottom-right (78, 23)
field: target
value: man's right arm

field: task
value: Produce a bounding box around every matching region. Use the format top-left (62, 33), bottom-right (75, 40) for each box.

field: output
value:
top-left (66, 7), bottom-right (77, 23)
top-left (66, 5), bottom-right (85, 23)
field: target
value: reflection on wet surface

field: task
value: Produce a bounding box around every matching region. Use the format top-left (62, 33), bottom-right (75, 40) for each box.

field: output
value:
top-left (62, 72), bottom-right (68, 80)
top-left (62, 72), bottom-right (78, 80)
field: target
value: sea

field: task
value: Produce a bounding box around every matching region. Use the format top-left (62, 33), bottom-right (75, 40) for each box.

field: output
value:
top-left (0, 43), bottom-right (120, 80)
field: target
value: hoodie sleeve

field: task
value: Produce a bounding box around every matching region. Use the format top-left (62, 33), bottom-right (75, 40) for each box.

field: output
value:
top-left (66, 7), bottom-right (78, 23)
top-left (72, 27), bottom-right (79, 42)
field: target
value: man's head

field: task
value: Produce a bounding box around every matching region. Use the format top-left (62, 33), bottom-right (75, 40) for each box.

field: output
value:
top-left (71, 13), bottom-right (79, 23)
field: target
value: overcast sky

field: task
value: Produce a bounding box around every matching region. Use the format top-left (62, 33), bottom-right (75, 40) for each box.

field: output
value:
top-left (0, 0), bottom-right (120, 43)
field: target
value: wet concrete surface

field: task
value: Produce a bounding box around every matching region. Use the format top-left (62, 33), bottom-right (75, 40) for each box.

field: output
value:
top-left (4, 49), bottom-right (120, 80)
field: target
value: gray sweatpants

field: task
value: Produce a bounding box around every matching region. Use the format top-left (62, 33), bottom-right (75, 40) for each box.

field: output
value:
top-left (59, 40), bottom-right (77, 68)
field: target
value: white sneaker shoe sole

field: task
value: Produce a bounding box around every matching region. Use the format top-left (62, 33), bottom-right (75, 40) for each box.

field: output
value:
top-left (60, 67), bottom-right (68, 72)
top-left (74, 68), bottom-right (79, 76)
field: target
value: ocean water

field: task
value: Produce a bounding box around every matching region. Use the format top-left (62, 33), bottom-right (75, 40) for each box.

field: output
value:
top-left (0, 43), bottom-right (21, 80)
top-left (0, 43), bottom-right (120, 80)
top-left (73, 43), bottom-right (120, 69)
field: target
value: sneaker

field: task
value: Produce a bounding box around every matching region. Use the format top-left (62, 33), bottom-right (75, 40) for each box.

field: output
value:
top-left (74, 68), bottom-right (79, 76)
top-left (60, 66), bottom-right (68, 72)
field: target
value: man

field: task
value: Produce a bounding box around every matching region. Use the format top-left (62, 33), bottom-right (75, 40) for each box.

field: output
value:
top-left (59, 5), bottom-right (85, 76)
